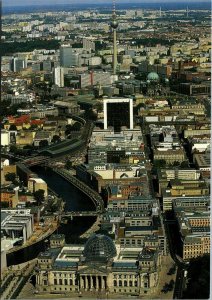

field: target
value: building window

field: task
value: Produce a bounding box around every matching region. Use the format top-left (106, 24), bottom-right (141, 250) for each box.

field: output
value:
top-left (124, 280), bottom-right (127, 287)
top-left (64, 279), bottom-right (68, 285)
top-left (54, 279), bottom-right (57, 285)
top-left (59, 279), bottom-right (62, 285)
top-left (114, 280), bottom-right (117, 286)
top-left (129, 281), bottom-right (132, 287)
top-left (119, 280), bottom-right (122, 287)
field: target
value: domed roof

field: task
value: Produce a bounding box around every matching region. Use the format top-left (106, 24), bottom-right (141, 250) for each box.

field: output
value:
top-left (83, 234), bottom-right (117, 262)
top-left (147, 72), bottom-right (159, 81)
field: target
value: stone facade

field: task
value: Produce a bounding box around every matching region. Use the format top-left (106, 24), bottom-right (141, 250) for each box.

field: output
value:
top-left (36, 234), bottom-right (162, 297)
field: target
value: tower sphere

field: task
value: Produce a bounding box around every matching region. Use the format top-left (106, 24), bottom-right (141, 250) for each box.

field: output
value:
top-left (111, 20), bottom-right (119, 29)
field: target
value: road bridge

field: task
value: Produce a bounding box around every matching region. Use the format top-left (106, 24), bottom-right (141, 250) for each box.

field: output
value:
top-left (54, 168), bottom-right (105, 214)
top-left (61, 211), bottom-right (100, 217)
top-left (22, 156), bottom-right (50, 166)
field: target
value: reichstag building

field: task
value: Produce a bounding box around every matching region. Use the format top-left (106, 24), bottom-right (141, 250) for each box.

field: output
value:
top-left (36, 234), bottom-right (162, 296)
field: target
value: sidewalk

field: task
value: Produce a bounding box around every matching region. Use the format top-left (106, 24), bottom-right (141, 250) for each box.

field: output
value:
top-left (149, 255), bottom-right (177, 299)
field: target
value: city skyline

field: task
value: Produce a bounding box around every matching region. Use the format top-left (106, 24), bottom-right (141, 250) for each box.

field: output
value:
top-left (1, 1), bottom-right (210, 299)
top-left (2, 0), bottom-right (210, 7)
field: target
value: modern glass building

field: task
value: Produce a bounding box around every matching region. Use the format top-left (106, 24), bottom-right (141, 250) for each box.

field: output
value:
top-left (103, 98), bottom-right (133, 132)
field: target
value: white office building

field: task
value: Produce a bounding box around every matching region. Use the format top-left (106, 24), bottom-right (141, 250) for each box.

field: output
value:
top-left (54, 67), bottom-right (64, 87)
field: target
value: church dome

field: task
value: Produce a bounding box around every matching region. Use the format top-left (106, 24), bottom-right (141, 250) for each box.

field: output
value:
top-left (147, 72), bottom-right (159, 82)
top-left (83, 234), bottom-right (117, 262)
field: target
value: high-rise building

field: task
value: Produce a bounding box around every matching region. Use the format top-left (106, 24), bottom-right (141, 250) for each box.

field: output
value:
top-left (83, 37), bottom-right (95, 52)
top-left (11, 57), bottom-right (27, 72)
top-left (54, 67), bottom-right (64, 87)
top-left (43, 60), bottom-right (53, 72)
top-left (80, 71), bottom-right (111, 88)
top-left (103, 98), bottom-right (133, 132)
top-left (60, 46), bottom-right (79, 67)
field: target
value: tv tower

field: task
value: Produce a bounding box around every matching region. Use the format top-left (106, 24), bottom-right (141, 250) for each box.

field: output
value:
top-left (186, 6), bottom-right (189, 17)
top-left (159, 7), bottom-right (162, 17)
top-left (111, 0), bottom-right (118, 76)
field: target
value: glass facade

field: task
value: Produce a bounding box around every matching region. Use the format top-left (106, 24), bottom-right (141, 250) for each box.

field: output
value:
top-left (107, 102), bottom-right (130, 132)
top-left (83, 234), bottom-right (117, 262)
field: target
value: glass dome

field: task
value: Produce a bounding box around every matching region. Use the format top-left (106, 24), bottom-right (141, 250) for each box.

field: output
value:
top-left (83, 234), bottom-right (117, 262)
top-left (147, 72), bottom-right (159, 82)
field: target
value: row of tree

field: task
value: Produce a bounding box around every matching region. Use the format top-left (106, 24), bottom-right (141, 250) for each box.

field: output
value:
top-left (1, 40), bottom-right (60, 55)
top-left (182, 254), bottom-right (210, 299)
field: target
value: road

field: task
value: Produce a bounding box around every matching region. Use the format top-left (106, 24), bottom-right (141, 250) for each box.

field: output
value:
top-left (164, 217), bottom-right (189, 299)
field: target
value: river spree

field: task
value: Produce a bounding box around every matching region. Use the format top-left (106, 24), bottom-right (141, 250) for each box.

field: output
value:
top-left (7, 167), bottom-right (96, 266)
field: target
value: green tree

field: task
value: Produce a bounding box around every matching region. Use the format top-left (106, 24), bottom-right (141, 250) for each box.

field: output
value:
top-left (153, 159), bottom-right (166, 168)
top-left (172, 161), bottom-right (181, 166)
top-left (9, 145), bottom-right (18, 153)
top-left (52, 135), bottom-right (61, 143)
top-left (180, 161), bottom-right (190, 168)
top-left (84, 108), bottom-right (97, 121)
top-left (9, 124), bottom-right (17, 131)
top-left (0, 202), bottom-right (9, 208)
top-left (71, 122), bottom-right (81, 131)
top-left (183, 254), bottom-right (210, 299)
top-left (65, 160), bottom-right (72, 170)
top-left (94, 102), bottom-right (103, 112)
top-left (39, 140), bottom-right (49, 148)
top-left (5, 172), bottom-right (16, 182)
top-left (34, 189), bottom-right (45, 205)
top-left (30, 124), bottom-right (38, 130)
top-left (65, 124), bottom-right (73, 136)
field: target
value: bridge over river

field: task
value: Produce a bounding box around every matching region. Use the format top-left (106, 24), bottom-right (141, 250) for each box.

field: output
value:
top-left (54, 168), bottom-right (105, 217)
top-left (61, 211), bottom-right (100, 217)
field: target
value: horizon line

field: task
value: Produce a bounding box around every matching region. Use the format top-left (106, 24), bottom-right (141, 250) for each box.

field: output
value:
top-left (2, 1), bottom-right (211, 8)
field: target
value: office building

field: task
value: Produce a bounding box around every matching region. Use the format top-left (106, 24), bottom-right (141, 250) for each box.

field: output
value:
top-left (103, 98), bottom-right (133, 131)
top-left (11, 57), bottom-right (27, 72)
top-left (60, 46), bottom-right (79, 67)
top-left (80, 72), bottom-right (111, 88)
top-left (1, 209), bottom-right (34, 243)
top-left (83, 37), bottom-right (95, 51)
top-left (54, 67), bottom-right (64, 87)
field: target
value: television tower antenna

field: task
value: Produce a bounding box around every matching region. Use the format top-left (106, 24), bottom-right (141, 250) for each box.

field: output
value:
top-left (113, 0), bottom-right (116, 17)
top-left (111, 0), bottom-right (118, 76)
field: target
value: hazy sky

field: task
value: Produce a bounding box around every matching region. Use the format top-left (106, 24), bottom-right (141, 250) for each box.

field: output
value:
top-left (2, 0), bottom-right (210, 7)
